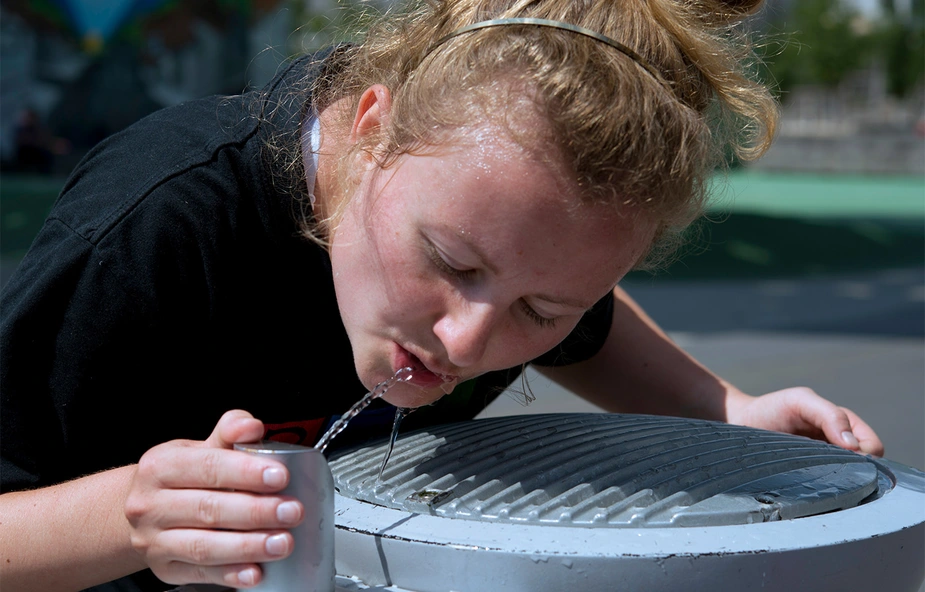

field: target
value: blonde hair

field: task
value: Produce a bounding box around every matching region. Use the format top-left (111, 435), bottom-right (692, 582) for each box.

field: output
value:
top-left (300, 0), bottom-right (778, 268)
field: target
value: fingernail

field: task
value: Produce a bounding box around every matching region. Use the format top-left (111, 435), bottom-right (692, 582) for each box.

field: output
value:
top-left (266, 533), bottom-right (289, 556)
top-left (263, 467), bottom-right (287, 488)
top-left (277, 501), bottom-right (301, 525)
top-left (236, 567), bottom-right (259, 587)
top-left (842, 431), bottom-right (860, 448)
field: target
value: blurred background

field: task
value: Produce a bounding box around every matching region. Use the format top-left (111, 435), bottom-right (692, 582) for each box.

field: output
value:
top-left (0, 0), bottom-right (922, 470)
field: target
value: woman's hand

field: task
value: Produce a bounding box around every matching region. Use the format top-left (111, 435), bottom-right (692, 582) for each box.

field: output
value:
top-left (124, 410), bottom-right (304, 588)
top-left (726, 387), bottom-right (884, 456)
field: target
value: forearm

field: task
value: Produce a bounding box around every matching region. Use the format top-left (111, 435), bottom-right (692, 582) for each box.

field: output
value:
top-left (0, 465), bottom-right (147, 592)
top-left (536, 286), bottom-right (750, 421)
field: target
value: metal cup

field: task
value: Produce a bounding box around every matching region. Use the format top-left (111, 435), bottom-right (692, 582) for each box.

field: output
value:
top-left (234, 441), bottom-right (335, 592)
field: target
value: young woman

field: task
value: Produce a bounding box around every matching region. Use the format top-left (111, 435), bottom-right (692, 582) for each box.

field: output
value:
top-left (0, 0), bottom-right (883, 590)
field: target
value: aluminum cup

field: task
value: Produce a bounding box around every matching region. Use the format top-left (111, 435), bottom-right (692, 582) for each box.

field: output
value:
top-left (234, 441), bottom-right (335, 592)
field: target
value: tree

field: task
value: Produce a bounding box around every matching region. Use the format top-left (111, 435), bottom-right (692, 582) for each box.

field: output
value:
top-left (878, 0), bottom-right (925, 98)
top-left (759, 0), bottom-right (873, 96)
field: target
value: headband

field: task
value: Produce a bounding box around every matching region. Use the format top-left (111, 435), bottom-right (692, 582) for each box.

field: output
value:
top-left (424, 17), bottom-right (667, 86)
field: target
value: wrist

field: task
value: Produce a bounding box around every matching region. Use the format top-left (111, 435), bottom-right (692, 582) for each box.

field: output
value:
top-left (723, 387), bottom-right (756, 425)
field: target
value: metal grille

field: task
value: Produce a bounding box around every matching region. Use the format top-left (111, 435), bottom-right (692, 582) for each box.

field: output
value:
top-left (329, 414), bottom-right (881, 528)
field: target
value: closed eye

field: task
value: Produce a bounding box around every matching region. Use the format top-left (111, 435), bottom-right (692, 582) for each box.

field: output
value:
top-left (518, 300), bottom-right (558, 329)
top-left (424, 234), bottom-right (559, 329)
top-left (427, 240), bottom-right (476, 281)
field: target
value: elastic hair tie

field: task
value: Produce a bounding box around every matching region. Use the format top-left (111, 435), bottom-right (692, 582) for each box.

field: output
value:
top-left (424, 17), bottom-right (668, 86)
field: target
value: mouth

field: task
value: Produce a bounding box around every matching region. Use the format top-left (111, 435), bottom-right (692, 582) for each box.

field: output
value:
top-left (394, 345), bottom-right (459, 393)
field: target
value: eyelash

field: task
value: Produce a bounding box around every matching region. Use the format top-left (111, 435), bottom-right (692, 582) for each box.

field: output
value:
top-left (427, 242), bottom-right (476, 280)
top-left (426, 241), bottom-right (557, 329)
top-left (519, 300), bottom-right (558, 329)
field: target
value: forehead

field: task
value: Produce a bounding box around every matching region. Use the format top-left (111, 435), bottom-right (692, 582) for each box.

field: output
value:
top-left (377, 126), bottom-right (655, 296)
top-left (398, 119), bottom-right (575, 209)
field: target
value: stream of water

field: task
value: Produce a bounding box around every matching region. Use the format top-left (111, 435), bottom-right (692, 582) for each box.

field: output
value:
top-left (377, 406), bottom-right (413, 482)
top-left (314, 366), bottom-right (414, 453)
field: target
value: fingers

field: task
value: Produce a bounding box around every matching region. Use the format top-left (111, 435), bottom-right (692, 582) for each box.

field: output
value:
top-left (205, 409), bottom-right (265, 450)
top-left (154, 529), bottom-right (294, 565)
top-left (787, 389), bottom-right (861, 452)
top-left (125, 410), bottom-right (315, 588)
top-left (134, 409), bottom-right (286, 495)
top-left (128, 443), bottom-right (299, 533)
top-left (138, 445), bottom-right (289, 493)
top-left (128, 486), bottom-right (301, 587)
top-left (843, 407), bottom-right (885, 457)
top-left (795, 394), bottom-right (885, 456)
top-left (756, 387), bottom-right (884, 456)
top-left (147, 530), bottom-right (294, 588)
top-left (166, 564), bottom-right (261, 590)
top-left (136, 489), bottom-right (303, 531)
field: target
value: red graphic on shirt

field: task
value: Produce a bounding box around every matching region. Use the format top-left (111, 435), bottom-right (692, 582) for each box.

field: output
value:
top-left (263, 418), bottom-right (327, 446)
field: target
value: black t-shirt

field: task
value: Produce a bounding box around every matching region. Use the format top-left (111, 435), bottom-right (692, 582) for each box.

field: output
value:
top-left (0, 48), bottom-right (612, 591)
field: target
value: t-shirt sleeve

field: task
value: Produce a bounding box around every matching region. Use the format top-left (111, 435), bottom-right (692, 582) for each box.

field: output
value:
top-left (0, 218), bottom-right (110, 490)
top-left (0, 167), bottom-right (218, 492)
top-left (529, 290), bottom-right (614, 367)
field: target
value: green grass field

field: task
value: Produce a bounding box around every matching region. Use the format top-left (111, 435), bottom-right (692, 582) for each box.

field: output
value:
top-left (651, 170), bottom-right (925, 279)
top-left (712, 169), bottom-right (925, 219)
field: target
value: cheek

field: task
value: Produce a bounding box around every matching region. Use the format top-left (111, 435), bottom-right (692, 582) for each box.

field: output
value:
top-left (367, 225), bottom-right (450, 320)
top-left (486, 319), bottom-right (579, 371)
top-left (333, 220), bottom-right (435, 328)
top-left (332, 199), bottom-right (400, 287)
top-left (330, 215), bottom-right (385, 327)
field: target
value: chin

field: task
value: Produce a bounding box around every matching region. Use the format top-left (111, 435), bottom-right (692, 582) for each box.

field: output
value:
top-left (380, 381), bottom-right (446, 409)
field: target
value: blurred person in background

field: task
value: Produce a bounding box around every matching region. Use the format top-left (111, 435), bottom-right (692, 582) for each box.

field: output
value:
top-left (10, 108), bottom-right (70, 174)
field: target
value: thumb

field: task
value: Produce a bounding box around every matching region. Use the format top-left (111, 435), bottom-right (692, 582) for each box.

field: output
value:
top-left (204, 409), bottom-right (265, 449)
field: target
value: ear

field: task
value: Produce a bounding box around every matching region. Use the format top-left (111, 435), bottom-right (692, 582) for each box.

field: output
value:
top-left (349, 84), bottom-right (392, 145)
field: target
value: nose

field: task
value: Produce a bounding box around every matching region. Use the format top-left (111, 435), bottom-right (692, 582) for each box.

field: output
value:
top-left (432, 301), bottom-right (497, 369)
